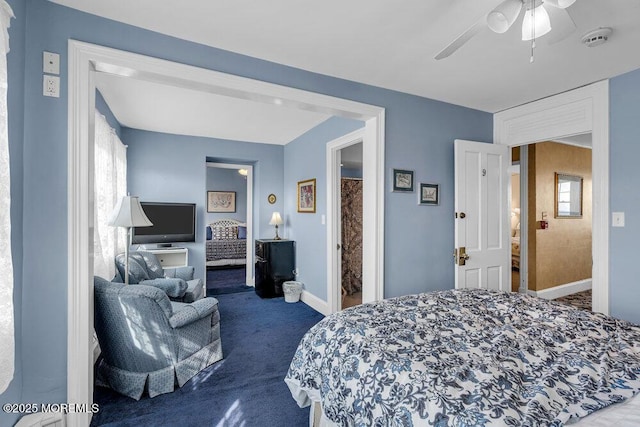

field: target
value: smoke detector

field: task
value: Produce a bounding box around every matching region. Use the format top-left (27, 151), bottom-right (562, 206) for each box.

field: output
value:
top-left (581, 27), bottom-right (612, 47)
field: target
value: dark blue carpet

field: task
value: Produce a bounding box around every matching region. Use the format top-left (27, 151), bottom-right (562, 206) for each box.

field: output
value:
top-left (91, 291), bottom-right (324, 426)
top-left (207, 267), bottom-right (253, 295)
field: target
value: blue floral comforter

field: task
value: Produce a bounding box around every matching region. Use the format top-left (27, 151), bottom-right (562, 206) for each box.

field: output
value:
top-left (285, 289), bottom-right (640, 426)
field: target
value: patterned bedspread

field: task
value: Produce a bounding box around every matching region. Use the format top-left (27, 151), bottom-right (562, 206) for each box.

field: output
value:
top-left (285, 290), bottom-right (640, 426)
top-left (206, 239), bottom-right (246, 261)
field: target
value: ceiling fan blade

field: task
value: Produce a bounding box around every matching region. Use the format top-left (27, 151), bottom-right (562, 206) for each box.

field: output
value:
top-left (435, 19), bottom-right (487, 60)
top-left (545, 6), bottom-right (576, 45)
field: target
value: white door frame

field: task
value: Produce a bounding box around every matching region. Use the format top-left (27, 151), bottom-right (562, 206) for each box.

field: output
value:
top-left (67, 40), bottom-right (385, 426)
top-left (206, 162), bottom-right (254, 285)
top-left (494, 80), bottom-right (609, 314)
top-left (326, 128), bottom-right (366, 313)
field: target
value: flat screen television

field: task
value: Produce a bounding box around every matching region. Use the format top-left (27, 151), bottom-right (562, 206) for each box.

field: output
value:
top-left (132, 202), bottom-right (196, 244)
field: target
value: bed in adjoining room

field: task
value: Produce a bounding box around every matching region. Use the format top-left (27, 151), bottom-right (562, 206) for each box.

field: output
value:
top-left (286, 289), bottom-right (640, 426)
top-left (206, 218), bottom-right (247, 268)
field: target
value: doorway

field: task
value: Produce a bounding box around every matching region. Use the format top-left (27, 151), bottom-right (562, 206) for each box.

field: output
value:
top-left (327, 128), bottom-right (366, 313)
top-left (512, 138), bottom-right (593, 309)
top-left (495, 80), bottom-right (609, 316)
top-left (205, 162), bottom-right (254, 295)
top-left (339, 142), bottom-right (363, 309)
top-left (68, 41), bottom-right (385, 424)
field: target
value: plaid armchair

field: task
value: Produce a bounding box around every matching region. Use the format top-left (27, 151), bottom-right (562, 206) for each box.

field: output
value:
top-left (93, 276), bottom-right (222, 399)
top-left (114, 251), bottom-right (204, 302)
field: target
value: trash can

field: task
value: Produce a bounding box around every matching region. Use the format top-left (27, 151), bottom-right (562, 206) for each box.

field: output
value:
top-left (283, 281), bottom-right (303, 303)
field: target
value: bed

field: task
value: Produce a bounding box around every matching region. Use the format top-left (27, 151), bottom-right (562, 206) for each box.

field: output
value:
top-left (286, 289), bottom-right (640, 426)
top-left (206, 218), bottom-right (247, 268)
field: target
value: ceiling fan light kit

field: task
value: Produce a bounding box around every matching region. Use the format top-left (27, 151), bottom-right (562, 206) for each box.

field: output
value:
top-left (435, 0), bottom-right (578, 61)
top-left (544, 0), bottom-right (576, 9)
top-left (521, 4), bottom-right (552, 41)
top-left (487, 0), bottom-right (522, 33)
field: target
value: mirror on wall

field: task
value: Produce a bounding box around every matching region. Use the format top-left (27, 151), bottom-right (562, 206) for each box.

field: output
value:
top-left (555, 173), bottom-right (583, 218)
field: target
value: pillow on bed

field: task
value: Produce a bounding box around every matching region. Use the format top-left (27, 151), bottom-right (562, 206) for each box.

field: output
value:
top-left (237, 225), bottom-right (247, 239)
top-left (212, 225), bottom-right (238, 240)
top-left (206, 226), bottom-right (212, 240)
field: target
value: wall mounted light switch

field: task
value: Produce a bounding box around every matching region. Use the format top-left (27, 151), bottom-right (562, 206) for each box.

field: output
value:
top-left (612, 212), bottom-right (625, 227)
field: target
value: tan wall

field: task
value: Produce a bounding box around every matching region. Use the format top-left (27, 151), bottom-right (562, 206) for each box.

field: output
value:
top-left (511, 173), bottom-right (520, 232)
top-left (528, 142), bottom-right (592, 291)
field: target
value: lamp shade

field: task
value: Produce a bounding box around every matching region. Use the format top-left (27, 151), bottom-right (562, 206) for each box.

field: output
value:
top-left (487, 0), bottom-right (523, 34)
top-left (108, 196), bottom-right (153, 228)
top-left (522, 4), bottom-right (551, 40)
top-left (269, 212), bottom-right (283, 226)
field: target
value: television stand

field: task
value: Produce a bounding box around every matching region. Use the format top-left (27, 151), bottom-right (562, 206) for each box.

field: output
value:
top-left (146, 247), bottom-right (188, 268)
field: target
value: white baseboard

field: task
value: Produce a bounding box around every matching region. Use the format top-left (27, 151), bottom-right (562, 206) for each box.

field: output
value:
top-left (527, 279), bottom-right (592, 300)
top-left (300, 290), bottom-right (329, 316)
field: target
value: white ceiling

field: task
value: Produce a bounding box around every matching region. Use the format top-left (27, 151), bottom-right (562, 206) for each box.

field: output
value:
top-left (52, 0), bottom-right (640, 114)
top-left (95, 73), bottom-right (331, 145)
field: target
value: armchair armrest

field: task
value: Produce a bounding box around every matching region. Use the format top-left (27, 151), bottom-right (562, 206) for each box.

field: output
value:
top-left (139, 278), bottom-right (187, 299)
top-left (164, 266), bottom-right (195, 281)
top-left (169, 298), bottom-right (219, 329)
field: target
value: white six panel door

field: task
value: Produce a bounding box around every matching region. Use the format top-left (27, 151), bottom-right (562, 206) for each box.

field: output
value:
top-left (454, 140), bottom-right (510, 291)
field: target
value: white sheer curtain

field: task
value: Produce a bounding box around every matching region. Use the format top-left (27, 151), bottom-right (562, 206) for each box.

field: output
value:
top-left (0, 0), bottom-right (14, 394)
top-left (93, 110), bottom-right (127, 281)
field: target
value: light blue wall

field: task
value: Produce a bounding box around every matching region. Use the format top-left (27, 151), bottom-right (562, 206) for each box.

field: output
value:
top-left (382, 96), bottom-right (493, 297)
top-left (6, 0), bottom-right (640, 413)
top-left (4, 0), bottom-right (490, 409)
top-left (123, 128), bottom-right (283, 282)
top-left (284, 117), bottom-right (364, 298)
top-left (1, 0), bottom-right (26, 425)
top-left (609, 68), bottom-right (640, 325)
top-left (341, 167), bottom-right (362, 179)
top-left (206, 167), bottom-right (248, 224)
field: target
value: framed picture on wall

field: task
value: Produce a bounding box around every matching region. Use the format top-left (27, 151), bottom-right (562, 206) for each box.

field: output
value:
top-left (297, 178), bottom-right (316, 213)
top-left (393, 169), bottom-right (414, 192)
top-left (419, 183), bottom-right (439, 205)
top-left (207, 191), bottom-right (236, 213)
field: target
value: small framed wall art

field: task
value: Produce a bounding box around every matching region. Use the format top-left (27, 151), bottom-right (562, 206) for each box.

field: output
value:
top-left (268, 193), bottom-right (277, 204)
top-left (297, 178), bottom-right (316, 213)
top-left (207, 191), bottom-right (236, 213)
top-left (419, 183), bottom-right (439, 205)
top-left (393, 169), bottom-right (414, 192)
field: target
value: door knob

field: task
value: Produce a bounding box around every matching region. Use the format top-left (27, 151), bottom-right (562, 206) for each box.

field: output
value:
top-left (457, 247), bottom-right (470, 266)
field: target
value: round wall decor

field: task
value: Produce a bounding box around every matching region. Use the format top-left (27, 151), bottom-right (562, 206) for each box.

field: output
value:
top-left (268, 193), bottom-right (277, 204)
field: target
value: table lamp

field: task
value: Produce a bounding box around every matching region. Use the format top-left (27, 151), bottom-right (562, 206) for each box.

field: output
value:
top-left (108, 195), bottom-right (153, 284)
top-left (269, 212), bottom-right (283, 240)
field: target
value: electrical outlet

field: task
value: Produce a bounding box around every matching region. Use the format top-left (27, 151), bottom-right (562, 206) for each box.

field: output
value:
top-left (43, 75), bottom-right (60, 98)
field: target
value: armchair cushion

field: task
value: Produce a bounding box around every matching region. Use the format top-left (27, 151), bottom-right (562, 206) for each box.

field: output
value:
top-left (164, 266), bottom-right (195, 281)
top-left (169, 298), bottom-right (218, 329)
top-left (139, 277), bottom-right (187, 299)
top-left (115, 251), bottom-right (203, 302)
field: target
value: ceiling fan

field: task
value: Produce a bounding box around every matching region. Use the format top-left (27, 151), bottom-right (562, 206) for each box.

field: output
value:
top-left (435, 0), bottom-right (577, 61)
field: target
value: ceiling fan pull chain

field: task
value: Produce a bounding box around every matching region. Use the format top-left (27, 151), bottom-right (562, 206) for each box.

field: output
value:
top-left (530, 3), bottom-right (536, 63)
